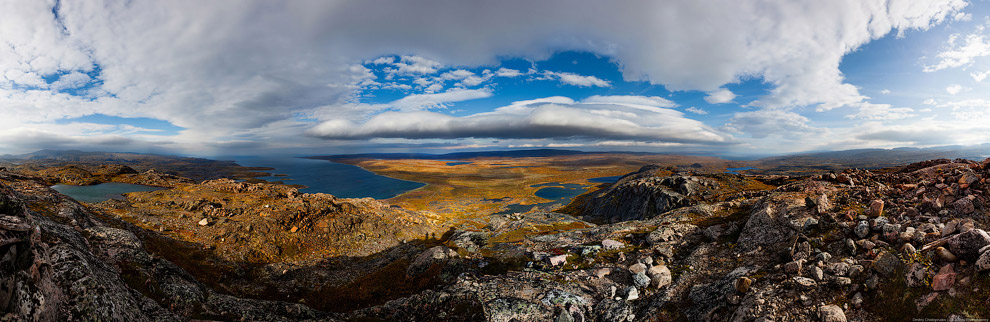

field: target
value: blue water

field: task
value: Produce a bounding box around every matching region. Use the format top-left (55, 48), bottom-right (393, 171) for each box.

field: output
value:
top-left (231, 157), bottom-right (425, 199)
top-left (588, 175), bottom-right (623, 183)
top-left (52, 183), bottom-right (163, 203)
top-left (496, 182), bottom-right (590, 215)
top-left (445, 161), bottom-right (473, 166)
top-left (726, 167), bottom-right (758, 174)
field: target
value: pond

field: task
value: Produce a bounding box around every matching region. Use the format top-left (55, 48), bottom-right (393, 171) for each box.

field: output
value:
top-left (52, 183), bottom-right (164, 203)
top-left (588, 175), bottom-right (624, 183)
top-left (495, 182), bottom-right (590, 215)
top-left (726, 167), bottom-right (758, 174)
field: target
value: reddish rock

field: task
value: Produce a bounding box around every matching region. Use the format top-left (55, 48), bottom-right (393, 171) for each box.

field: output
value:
top-left (931, 264), bottom-right (956, 291)
top-left (548, 254), bottom-right (568, 266)
top-left (868, 200), bottom-right (884, 217)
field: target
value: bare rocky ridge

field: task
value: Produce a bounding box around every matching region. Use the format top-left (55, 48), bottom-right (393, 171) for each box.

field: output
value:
top-left (5, 158), bottom-right (990, 320)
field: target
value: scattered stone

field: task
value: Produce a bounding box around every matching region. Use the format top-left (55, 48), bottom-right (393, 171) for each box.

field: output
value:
top-left (735, 277), bottom-right (752, 293)
top-left (624, 287), bottom-right (639, 301)
top-left (629, 263), bottom-right (647, 275)
top-left (602, 239), bottom-right (624, 250)
top-left (785, 259), bottom-right (804, 275)
top-left (931, 264), bottom-right (956, 291)
top-left (648, 265), bottom-right (672, 288)
top-left (855, 221), bottom-right (870, 238)
top-left (632, 272), bottom-right (651, 288)
top-left (936, 247), bottom-right (958, 262)
top-left (977, 250), bottom-right (990, 272)
top-left (901, 243), bottom-right (916, 254)
top-left (827, 262), bottom-right (850, 277)
top-left (866, 274), bottom-right (879, 289)
top-left (290, 226), bottom-right (298, 233)
top-left (868, 200), bottom-right (884, 217)
top-left (594, 268), bottom-right (611, 278)
top-left (834, 277), bottom-right (852, 286)
top-left (198, 218), bottom-right (209, 226)
top-left (818, 304), bottom-right (847, 322)
top-left (548, 255), bottom-right (568, 267)
top-left (953, 198), bottom-right (975, 215)
top-left (851, 292), bottom-right (864, 308)
top-left (810, 266), bottom-right (824, 281)
top-left (906, 263), bottom-right (927, 288)
top-left (942, 220), bottom-right (959, 237)
top-left (848, 265), bottom-right (864, 278)
top-left (873, 251), bottom-right (903, 276)
top-left (792, 276), bottom-right (817, 289)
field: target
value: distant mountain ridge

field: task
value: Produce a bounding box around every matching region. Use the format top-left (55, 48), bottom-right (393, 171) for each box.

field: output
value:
top-left (754, 144), bottom-right (990, 173)
top-left (310, 149), bottom-right (594, 160)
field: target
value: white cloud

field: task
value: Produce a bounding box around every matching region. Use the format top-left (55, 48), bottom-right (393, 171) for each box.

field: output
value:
top-left (495, 68), bottom-right (522, 77)
top-left (923, 98), bottom-right (938, 105)
top-left (924, 22), bottom-right (990, 72)
top-left (723, 109), bottom-right (819, 139)
top-left (440, 69), bottom-right (490, 87)
top-left (308, 96), bottom-right (732, 144)
top-left (703, 88), bottom-right (736, 104)
top-left (971, 70), bottom-right (990, 81)
top-left (370, 56), bottom-right (395, 65)
top-left (0, 0), bottom-right (971, 154)
top-left (389, 88), bottom-right (492, 111)
top-left (543, 71), bottom-right (611, 87)
top-left (845, 102), bottom-right (915, 120)
top-left (946, 84), bottom-right (969, 95)
top-left (423, 83), bottom-right (444, 93)
top-left (394, 56), bottom-right (443, 75)
top-left (686, 107), bottom-right (708, 115)
top-left (580, 95), bottom-right (677, 108)
top-left (880, 89), bottom-right (891, 94)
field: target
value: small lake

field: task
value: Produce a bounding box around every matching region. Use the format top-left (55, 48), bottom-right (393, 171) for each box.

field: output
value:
top-left (231, 157), bottom-right (425, 199)
top-left (445, 161), bottom-right (473, 166)
top-left (496, 182), bottom-right (590, 215)
top-left (588, 175), bottom-right (623, 183)
top-left (726, 167), bottom-right (758, 174)
top-left (52, 183), bottom-right (163, 203)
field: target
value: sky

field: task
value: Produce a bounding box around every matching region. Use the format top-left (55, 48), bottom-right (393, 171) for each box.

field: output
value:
top-left (2, 0), bottom-right (990, 157)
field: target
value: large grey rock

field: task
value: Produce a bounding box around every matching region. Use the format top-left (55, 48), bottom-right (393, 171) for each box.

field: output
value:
top-left (737, 203), bottom-right (794, 251)
top-left (818, 304), bottom-right (847, 322)
top-left (407, 246), bottom-right (458, 277)
top-left (947, 229), bottom-right (990, 261)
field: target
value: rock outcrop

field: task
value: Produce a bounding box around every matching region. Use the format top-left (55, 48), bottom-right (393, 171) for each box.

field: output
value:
top-left (7, 157), bottom-right (990, 321)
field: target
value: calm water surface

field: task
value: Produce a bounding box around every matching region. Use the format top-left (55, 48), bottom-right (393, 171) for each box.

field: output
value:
top-left (232, 157), bottom-right (425, 199)
top-left (52, 183), bottom-right (163, 203)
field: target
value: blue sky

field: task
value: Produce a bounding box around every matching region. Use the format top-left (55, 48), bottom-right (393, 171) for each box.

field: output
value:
top-left (2, 0), bottom-right (990, 157)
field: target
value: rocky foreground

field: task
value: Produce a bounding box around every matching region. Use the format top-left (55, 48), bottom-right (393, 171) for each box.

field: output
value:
top-left (4, 158), bottom-right (990, 321)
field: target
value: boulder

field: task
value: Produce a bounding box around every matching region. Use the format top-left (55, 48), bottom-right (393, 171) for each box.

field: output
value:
top-left (946, 229), bottom-right (990, 260)
top-left (407, 246), bottom-right (458, 277)
top-left (648, 265), bottom-right (672, 288)
top-left (818, 305), bottom-right (846, 322)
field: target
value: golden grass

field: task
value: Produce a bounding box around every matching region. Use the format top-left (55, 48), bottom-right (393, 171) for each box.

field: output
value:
top-left (336, 154), bottom-right (735, 218)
